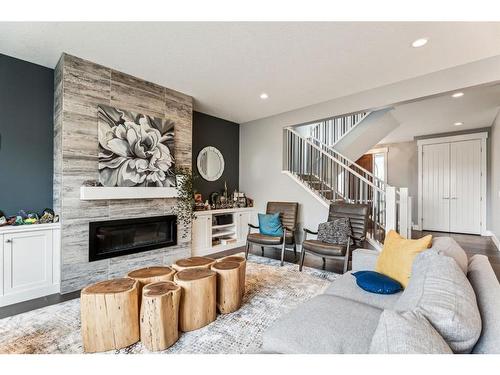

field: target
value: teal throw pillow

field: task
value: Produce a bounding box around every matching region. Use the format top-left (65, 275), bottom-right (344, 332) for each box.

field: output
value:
top-left (258, 213), bottom-right (283, 237)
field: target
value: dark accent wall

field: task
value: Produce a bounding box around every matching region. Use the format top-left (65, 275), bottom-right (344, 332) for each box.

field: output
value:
top-left (0, 54), bottom-right (54, 216)
top-left (192, 111), bottom-right (239, 199)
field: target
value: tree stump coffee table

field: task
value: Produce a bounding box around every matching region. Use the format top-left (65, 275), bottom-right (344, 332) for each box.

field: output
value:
top-left (219, 255), bottom-right (246, 298)
top-left (211, 261), bottom-right (242, 313)
top-left (80, 278), bottom-right (139, 353)
top-left (174, 268), bottom-right (216, 332)
top-left (140, 281), bottom-right (181, 352)
top-left (127, 266), bottom-right (176, 306)
top-left (172, 256), bottom-right (215, 272)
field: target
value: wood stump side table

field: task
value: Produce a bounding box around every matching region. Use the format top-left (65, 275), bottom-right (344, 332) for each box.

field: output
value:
top-left (80, 278), bottom-right (139, 353)
top-left (174, 268), bottom-right (216, 332)
top-left (219, 255), bottom-right (246, 298)
top-left (140, 281), bottom-right (181, 352)
top-left (127, 266), bottom-right (176, 306)
top-left (172, 256), bottom-right (216, 272)
top-left (211, 261), bottom-right (242, 314)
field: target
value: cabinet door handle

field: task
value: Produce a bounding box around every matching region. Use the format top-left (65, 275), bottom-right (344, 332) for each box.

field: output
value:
top-left (5, 239), bottom-right (12, 243)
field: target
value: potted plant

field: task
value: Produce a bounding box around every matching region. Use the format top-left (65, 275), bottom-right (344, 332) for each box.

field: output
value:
top-left (174, 167), bottom-right (196, 239)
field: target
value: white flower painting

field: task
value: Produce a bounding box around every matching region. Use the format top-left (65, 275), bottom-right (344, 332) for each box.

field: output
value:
top-left (97, 105), bottom-right (176, 187)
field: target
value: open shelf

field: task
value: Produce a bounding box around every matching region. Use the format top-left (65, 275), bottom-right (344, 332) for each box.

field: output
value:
top-left (212, 223), bottom-right (235, 230)
top-left (212, 230), bottom-right (236, 238)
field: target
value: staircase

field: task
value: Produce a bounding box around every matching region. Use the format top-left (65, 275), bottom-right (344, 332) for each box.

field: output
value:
top-left (283, 111), bottom-right (411, 248)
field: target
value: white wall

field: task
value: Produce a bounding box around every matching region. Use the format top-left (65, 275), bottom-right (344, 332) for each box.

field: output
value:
top-left (489, 110), bottom-right (500, 240)
top-left (240, 55), bottom-right (500, 236)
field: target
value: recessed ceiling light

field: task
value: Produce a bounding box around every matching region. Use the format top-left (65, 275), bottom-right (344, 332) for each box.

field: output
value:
top-left (454, 122), bottom-right (464, 126)
top-left (412, 38), bottom-right (428, 48)
top-left (260, 93), bottom-right (269, 100)
top-left (452, 92), bottom-right (464, 98)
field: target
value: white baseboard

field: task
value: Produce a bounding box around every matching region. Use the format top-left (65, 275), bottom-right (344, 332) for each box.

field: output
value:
top-left (412, 224), bottom-right (421, 231)
top-left (484, 230), bottom-right (500, 250)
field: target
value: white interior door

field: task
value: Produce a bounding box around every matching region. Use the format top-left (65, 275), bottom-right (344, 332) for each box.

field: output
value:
top-left (422, 143), bottom-right (450, 232)
top-left (450, 140), bottom-right (482, 234)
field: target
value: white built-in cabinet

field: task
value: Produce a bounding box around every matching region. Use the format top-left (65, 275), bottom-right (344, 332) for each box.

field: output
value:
top-left (418, 132), bottom-right (487, 235)
top-left (192, 208), bottom-right (256, 256)
top-left (0, 223), bottom-right (61, 307)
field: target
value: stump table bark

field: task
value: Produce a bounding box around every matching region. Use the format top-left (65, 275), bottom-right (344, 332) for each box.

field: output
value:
top-left (211, 261), bottom-right (242, 313)
top-left (174, 268), bottom-right (217, 331)
top-left (172, 256), bottom-right (216, 272)
top-left (127, 266), bottom-right (176, 306)
top-left (80, 278), bottom-right (139, 353)
top-left (219, 255), bottom-right (246, 298)
top-left (140, 281), bottom-right (181, 352)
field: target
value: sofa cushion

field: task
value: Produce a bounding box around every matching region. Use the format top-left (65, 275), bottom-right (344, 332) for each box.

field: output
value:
top-left (430, 236), bottom-right (468, 274)
top-left (317, 218), bottom-right (352, 245)
top-left (394, 250), bottom-right (481, 353)
top-left (369, 310), bottom-right (452, 354)
top-left (467, 255), bottom-right (500, 354)
top-left (258, 213), bottom-right (283, 237)
top-left (324, 272), bottom-right (402, 310)
top-left (376, 230), bottom-right (432, 288)
top-left (352, 271), bottom-right (403, 294)
top-left (262, 294), bottom-right (382, 354)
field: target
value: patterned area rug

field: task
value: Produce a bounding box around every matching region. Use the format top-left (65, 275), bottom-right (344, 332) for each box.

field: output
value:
top-left (0, 254), bottom-right (338, 354)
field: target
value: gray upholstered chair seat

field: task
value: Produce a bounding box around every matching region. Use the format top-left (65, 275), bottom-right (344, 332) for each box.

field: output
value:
top-left (247, 232), bottom-right (294, 246)
top-left (302, 240), bottom-right (346, 256)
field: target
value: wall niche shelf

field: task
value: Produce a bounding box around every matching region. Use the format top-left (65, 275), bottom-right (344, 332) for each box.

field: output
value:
top-left (80, 186), bottom-right (179, 200)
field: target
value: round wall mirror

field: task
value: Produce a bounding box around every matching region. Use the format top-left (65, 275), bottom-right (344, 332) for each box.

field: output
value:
top-left (197, 146), bottom-right (225, 181)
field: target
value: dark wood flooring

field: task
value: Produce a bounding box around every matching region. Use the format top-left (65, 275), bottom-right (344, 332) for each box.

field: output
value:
top-left (1, 231), bottom-right (498, 319)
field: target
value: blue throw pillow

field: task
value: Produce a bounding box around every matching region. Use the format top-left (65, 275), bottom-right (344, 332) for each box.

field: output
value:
top-left (258, 213), bottom-right (283, 237)
top-left (352, 271), bottom-right (403, 294)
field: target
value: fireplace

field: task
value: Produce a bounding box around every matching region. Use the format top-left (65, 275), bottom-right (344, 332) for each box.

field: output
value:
top-left (89, 215), bottom-right (177, 261)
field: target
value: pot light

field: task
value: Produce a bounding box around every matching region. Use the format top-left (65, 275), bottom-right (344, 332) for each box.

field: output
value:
top-left (260, 93), bottom-right (269, 100)
top-left (412, 38), bottom-right (428, 48)
top-left (452, 92), bottom-right (464, 98)
top-left (454, 122), bottom-right (464, 126)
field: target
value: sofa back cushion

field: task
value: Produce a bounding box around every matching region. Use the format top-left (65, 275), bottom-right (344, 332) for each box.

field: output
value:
top-left (467, 254), bottom-right (500, 354)
top-left (375, 230), bottom-right (432, 288)
top-left (369, 310), bottom-right (452, 354)
top-left (394, 250), bottom-right (481, 353)
top-left (430, 237), bottom-right (468, 274)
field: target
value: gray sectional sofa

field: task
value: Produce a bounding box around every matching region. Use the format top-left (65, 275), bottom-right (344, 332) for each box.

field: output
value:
top-left (262, 237), bottom-right (500, 354)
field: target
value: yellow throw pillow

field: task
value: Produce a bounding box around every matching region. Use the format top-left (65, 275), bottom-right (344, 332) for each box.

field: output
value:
top-left (376, 230), bottom-right (432, 288)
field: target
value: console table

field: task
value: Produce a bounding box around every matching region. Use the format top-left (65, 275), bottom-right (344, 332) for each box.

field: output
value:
top-left (191, 207), bottom-right (256, 256)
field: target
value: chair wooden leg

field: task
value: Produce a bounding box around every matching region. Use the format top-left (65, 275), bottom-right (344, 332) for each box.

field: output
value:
top-left (280, 242), bottom-right (286, 266)
top-left (299, 248), bottom-right (306, 271)
top-left (245, 242), bottom-right (251, 259)
top-left (343, 256), bottom-right (349, 274)
top-left (261, 246), bottom-right (265, 256)
top-left (322, 257), bottom-right (326, 270)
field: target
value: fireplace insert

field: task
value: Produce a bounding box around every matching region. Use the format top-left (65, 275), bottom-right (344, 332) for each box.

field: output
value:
top-left (89, 215), bottom-right (177, 261)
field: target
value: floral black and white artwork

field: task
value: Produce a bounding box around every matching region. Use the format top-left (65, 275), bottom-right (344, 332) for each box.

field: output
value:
top-left (97, 105), bottom-right (176, 187)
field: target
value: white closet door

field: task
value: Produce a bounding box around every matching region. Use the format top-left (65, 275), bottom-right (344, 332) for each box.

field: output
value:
top-left (422, 143), bottom-right (450, 232)
top-left (450, 140), bottom-right (482, 234)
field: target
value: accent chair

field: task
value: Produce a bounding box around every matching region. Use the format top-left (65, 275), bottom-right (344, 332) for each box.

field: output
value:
top-left (245, 201), bottom-right (299, 266)
top-left (300, 202), bottom-right (369, 273)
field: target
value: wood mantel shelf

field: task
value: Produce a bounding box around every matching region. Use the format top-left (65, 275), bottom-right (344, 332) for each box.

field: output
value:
top-left (80, 186), bottom-right (179, 200)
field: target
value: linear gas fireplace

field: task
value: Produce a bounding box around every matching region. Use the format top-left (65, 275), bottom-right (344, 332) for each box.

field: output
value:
top-left (89, 215), bottom-right (177, 261)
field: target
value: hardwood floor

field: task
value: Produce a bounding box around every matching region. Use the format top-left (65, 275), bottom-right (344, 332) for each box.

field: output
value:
top-left (2, 231), bottom-right (498, 319)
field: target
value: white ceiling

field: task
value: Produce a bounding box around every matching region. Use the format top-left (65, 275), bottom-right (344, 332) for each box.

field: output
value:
top-left (1, 22), bottom-right (500, 123)
top-left (381, 84), bottom-right (500, 143)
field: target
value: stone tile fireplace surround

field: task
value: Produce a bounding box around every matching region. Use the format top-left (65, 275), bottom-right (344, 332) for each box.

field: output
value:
top-left (53, 54), bottom-right (193, 293)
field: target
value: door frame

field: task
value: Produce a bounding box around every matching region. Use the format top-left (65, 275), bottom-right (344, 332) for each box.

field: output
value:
top-left (417, 132), bottom-right (488, 235)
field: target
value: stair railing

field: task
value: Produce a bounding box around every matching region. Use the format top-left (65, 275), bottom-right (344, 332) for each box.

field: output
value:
top-left (283, 127), bottom-right (386, 244)
top-left (308, 136), bottom-right (386, 193)
top-left (309, 112), bottom-right (369, 146)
